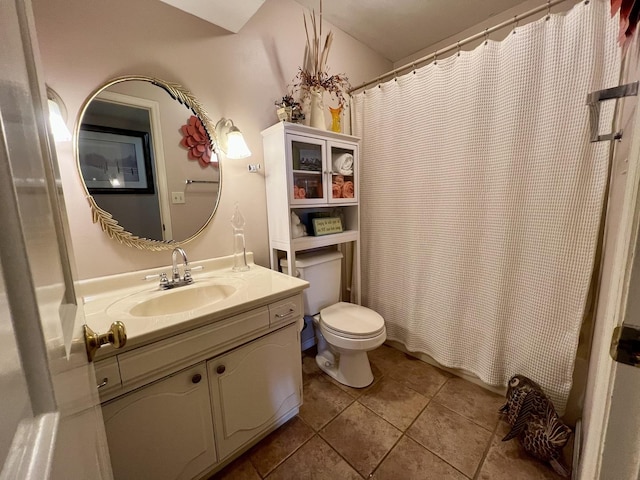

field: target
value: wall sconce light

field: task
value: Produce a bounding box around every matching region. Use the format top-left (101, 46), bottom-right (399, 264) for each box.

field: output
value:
top-left (46, 87), bottom-right (72, 142)
top-left (214, 118), bottom-right (251, 159)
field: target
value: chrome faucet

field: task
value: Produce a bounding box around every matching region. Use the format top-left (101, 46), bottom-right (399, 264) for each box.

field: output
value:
top-left (143, 247), bottom-right (203, 289)
top-left (166, 247), bottom-right (193, 289)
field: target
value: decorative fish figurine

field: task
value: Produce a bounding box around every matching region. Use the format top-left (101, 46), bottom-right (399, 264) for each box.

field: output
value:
top-left (499, 374), bottom-right (572, 477)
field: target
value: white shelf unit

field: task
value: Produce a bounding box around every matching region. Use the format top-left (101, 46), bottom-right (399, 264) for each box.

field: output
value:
top-left (262, 122), bottom-right (361, 303)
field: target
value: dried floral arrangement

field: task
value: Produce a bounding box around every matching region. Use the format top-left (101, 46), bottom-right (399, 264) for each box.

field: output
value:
top-left (294, 0), bottom-right (351, 107)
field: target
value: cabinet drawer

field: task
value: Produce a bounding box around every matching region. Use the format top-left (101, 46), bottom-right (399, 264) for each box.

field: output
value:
top-left (269, 295), bottom-right (302, 327)
top-left (95, 356), bottom-right (123, 401)
top-left (118, 307), bottom-right (270, 389)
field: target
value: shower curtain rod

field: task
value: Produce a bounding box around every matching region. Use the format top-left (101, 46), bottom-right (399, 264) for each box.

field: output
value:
top-left (348, 0), bottom-right (573, 94)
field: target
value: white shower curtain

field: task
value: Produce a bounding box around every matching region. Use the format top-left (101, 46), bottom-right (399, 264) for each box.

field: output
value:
top-left (351, 0), bottom-right (620, 411)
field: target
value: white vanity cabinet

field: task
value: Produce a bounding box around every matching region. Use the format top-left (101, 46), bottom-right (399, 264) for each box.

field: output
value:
top-left (102, 363), bottom-right (215, 480)
top-left (208, 323), bottom-right (301, 460)
top-left (262, 122), bottom-right (361, 302)
top-left (94, 290), bottom-right (304, 480)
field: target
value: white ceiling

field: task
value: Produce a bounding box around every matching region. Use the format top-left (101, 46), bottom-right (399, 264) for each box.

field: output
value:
top-left (158, 0), bottom-right (266, 33)
top-left (157, 0), bottom-right (534, 63)
top-left (293, 0), bottom-right (531, 62)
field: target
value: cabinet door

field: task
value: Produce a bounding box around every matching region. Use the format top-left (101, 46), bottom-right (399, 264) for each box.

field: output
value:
top-left (102, 363), bottom-right (216, 480)
top-left (208, 324), bottom-right (302, 460)
top-left (287, 133), bottom-right (327, 205)
top-left (328, 140), bottom-right (358, 204)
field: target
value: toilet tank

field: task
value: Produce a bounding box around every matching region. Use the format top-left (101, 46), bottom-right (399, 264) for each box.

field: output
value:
top-left (280, 250), bottom-right (343, 315)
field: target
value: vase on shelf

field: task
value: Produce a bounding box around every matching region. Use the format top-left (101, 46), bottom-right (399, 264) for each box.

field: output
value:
top-left (329, 106), bottom-right (343, 133)
top-left (231, 203), bottom-right (249, 272)
top-left (309, 88), bottom-right (326, 130)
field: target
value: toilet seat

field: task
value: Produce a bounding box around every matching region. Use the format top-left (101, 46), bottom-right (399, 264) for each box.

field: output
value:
top-left (320, 302), bottom-right (385, 339)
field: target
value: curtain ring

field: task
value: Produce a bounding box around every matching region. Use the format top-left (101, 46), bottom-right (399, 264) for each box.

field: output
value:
top-left (512, 16), bottom-right (519, 34)
top-left (456, 41), bottom-right (461, 57)
top-left (412, 63), bottom-right (416, 74)
top-left (484, 29), bottom-right (489, 45)
top-left (546, 0), bottom-right (551, 21)
top-left (394, 72), bottom-right (398, 82)
top-left (433, 52), bottom-right (438, 65)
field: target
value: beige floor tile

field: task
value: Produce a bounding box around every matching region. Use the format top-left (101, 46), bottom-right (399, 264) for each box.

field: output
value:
top-left (372, 436), bottom-right (468, 480)
top-left (302, 352), bottom-right (323, 385)
top-left (298, 375), bottom-right (354, 431)
top-left (368, 344), bottom-right (412, 374)
top-left (266, 435), bottom-right (361, 480)
top-left (209, 456), bottom-right (261, 480)
top-left (320, 402), bottom-right (402, 477)
top-left (433, 377), bottom-right (504, 430)
top-left (248, 416), bottom-right (314, 477)
top-left (407, 402), bottom-right (492, 477)
top-left (359, 377), bottom-right (429, 431)
top-left (302, 350), bottom-right (320, 372)
top-left (385, 354), bottom-right (451, 398)
top-left (477, 434), bottom-right (565, 480)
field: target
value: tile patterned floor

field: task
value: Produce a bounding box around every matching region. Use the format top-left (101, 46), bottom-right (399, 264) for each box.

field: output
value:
top-left (210, 345), bottom-right (567, 480)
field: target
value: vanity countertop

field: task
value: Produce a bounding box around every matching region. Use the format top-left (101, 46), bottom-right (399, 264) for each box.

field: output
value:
top-left (80, 254), bottom-right (308, 356)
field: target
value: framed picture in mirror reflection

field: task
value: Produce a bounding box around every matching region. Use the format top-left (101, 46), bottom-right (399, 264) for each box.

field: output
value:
top-left (78, 124), bottom-right (154, 194)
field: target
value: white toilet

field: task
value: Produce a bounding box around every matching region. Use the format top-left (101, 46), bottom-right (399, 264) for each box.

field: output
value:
top-left (282, 250), bottom-right (386, 388)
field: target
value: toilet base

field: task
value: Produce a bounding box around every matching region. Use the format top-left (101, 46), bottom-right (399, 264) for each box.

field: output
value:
top-left (315, 349), bottom-right (374, 389)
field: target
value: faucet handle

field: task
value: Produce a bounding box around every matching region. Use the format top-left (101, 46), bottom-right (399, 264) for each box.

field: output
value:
top-left (184, 265), bottom-right (204, 283)
top-left (184, 265), bottom-right (203, 281)
top-left (143, 272), bottom-right (170, 286)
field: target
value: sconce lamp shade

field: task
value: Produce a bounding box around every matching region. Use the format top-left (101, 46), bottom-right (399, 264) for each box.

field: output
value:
top-left (225, 126), bottom-right (252, 159)
top-left (47, 96), bottom-right (72, 142)
top-left (215, 118), bottom-right (251, 159)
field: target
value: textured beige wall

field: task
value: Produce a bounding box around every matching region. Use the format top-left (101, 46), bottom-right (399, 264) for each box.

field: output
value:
top-left (32, 0), bottom-right (391, 279)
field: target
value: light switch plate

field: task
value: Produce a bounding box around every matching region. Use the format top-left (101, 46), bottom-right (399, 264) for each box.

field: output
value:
top-left (171, 191), bottom-right (185, 204)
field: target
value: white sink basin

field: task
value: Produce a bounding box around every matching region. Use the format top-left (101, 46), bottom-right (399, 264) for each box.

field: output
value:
top-left (107, 279), bottom-right (239, 319)
top-left (131, 284), bottom-right (236, 317)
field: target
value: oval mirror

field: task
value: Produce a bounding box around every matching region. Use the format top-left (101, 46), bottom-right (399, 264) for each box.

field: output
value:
top-left (74, 76), bottom-right (221, 250)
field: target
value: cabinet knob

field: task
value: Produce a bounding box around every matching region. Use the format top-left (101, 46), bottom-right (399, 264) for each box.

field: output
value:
top-left (216, 365), bottom-right (226, 375)
top-left (191, 373), bottom-right (202, 384)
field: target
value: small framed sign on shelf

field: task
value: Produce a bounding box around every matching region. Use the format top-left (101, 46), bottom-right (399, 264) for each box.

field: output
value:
top-left (312, 217), bottom-right (343, 236)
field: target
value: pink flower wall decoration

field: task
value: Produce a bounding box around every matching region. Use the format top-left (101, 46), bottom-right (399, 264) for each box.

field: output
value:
top-left (180, 115), bottom-right (216, 167)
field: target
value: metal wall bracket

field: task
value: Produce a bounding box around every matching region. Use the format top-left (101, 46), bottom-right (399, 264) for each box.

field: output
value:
top-left (587, 82), bottom-right (638, 142)
top-left (610, 324), bottom-right (640, 367)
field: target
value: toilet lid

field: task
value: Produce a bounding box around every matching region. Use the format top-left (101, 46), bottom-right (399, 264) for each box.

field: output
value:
top-left (320, 302), bottom-right (385, 337)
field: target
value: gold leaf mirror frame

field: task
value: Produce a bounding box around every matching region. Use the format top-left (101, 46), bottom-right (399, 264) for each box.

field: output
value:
top-left (74, 75), bottom-right (221, 251)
